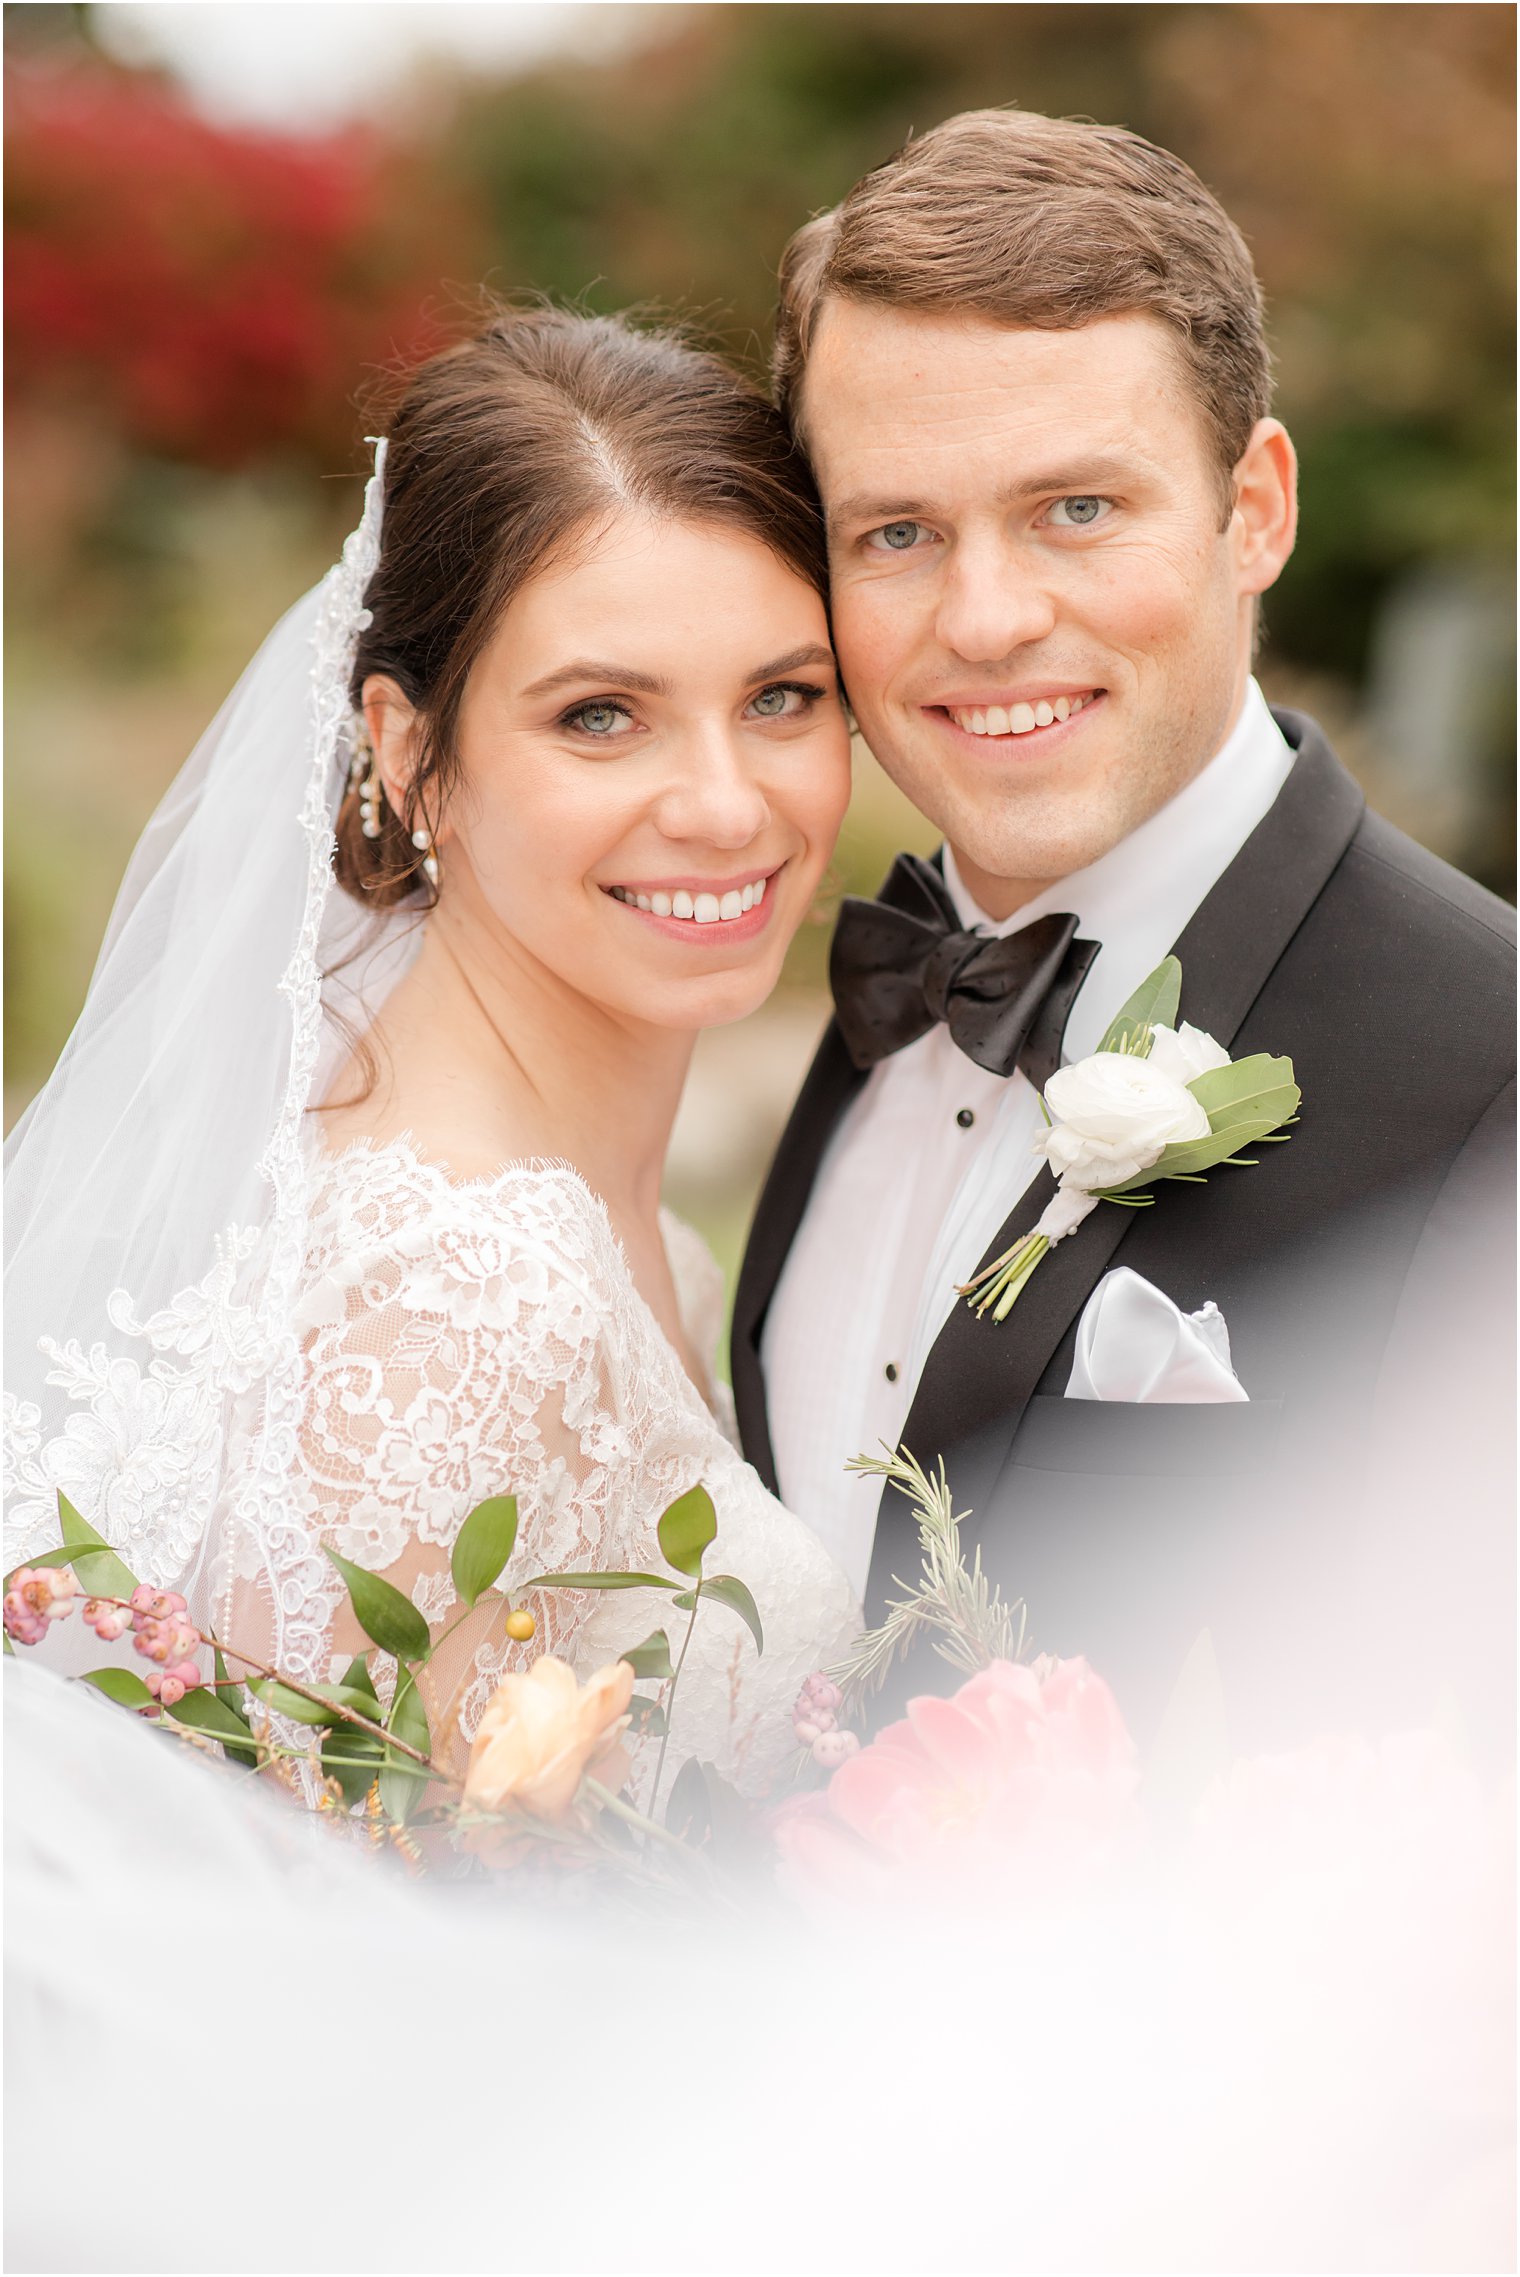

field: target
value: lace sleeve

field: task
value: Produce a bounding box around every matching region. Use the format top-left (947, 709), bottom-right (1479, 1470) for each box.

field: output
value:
top-left (223, 1158), bottom-right (670, 1773)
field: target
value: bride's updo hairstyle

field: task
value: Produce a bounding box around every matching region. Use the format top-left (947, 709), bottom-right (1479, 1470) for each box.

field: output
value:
top-left (336, 304), bottom-right (830, 906)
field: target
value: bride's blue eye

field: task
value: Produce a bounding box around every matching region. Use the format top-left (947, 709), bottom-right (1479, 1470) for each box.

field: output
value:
top-left (744, 681), bottom-right (825, 721)
top-left (565, 699), bottom-right (633, 738)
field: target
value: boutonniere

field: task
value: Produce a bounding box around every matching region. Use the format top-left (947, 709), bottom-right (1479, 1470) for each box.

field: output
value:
top-left (960, 956), bottom-right (1300, 1322)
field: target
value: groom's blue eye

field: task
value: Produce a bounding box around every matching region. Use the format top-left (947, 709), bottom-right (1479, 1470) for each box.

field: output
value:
top-left (1047, 496), bottom-right (1111, 528)
top-left (870, 520), bottom-right (929, 552)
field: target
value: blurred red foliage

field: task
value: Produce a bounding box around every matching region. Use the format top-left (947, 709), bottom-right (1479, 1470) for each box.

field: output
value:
top-left (5, 62), bottom-right (468, 469)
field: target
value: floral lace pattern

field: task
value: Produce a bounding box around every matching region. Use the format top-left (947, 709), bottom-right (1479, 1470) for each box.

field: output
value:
top-left (212, 1140), bottom-right (857, 1803)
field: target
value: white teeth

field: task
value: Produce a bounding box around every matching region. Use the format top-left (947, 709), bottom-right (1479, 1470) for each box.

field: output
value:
top-left (622, 877), bottom-right (769, 923)
top-left (951, 695), bottom-right (1090, 736)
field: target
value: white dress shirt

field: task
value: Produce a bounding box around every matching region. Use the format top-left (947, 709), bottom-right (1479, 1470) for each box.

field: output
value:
top-left (762, 680), bottom-right (1295, 1598)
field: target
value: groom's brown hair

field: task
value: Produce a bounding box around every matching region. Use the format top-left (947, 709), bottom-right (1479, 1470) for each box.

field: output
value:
top-left (774, 108), bottom-right (1271, 507)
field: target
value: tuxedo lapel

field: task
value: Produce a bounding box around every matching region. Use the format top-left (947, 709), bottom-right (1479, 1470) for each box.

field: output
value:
top-left (869, 713), bottom-right (1365, 1612)
top-left (731, 1016), bottom-right (865, 1493)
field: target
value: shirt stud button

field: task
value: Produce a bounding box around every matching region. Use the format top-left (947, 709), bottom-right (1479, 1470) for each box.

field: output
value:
top-left (956, 1107), bottom-right (975, 1129)
top-left (884, 1362), bottom-right (899, 1383)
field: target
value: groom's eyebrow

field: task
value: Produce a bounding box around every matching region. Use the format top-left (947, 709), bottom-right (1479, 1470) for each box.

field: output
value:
top-left (829, 457), bottom-right (1146, 528)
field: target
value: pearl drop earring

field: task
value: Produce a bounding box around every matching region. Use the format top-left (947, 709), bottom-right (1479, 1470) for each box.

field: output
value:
top-left (349, 721), bottom-right (383, 840)
top-left (411, 824), bottom-right (439, 888)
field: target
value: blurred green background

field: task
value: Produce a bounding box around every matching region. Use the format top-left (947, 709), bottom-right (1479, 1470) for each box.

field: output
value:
top-left (6, 1), bottom-right (1514, 1296)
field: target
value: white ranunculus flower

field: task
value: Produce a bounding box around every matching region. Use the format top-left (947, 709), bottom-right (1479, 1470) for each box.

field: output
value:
top-left (1034, 1051), bottom-right (1211, 1191)
top-left (1145, 1021), bottom-right (1231, 1086)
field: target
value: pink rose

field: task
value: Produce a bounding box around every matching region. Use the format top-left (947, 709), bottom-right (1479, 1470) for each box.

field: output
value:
top-left (775, 1656), bottom-right (1143, 1912)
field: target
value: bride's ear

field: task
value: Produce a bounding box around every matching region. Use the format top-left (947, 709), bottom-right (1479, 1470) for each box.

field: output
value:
top-left (361, 674), bottom-right (427, 826)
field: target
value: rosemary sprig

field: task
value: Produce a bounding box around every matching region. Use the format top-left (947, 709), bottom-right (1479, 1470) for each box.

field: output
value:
top-left (827, 1446), bottom-right (1026, 1719)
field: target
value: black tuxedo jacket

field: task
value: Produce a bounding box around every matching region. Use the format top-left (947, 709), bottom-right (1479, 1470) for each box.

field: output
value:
top-left (733, 713), bottom-right (1516, 1752)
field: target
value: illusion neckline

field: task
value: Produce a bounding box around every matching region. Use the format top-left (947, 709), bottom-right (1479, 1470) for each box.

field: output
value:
top-left (306, 1129), bottom-right (725, 1423)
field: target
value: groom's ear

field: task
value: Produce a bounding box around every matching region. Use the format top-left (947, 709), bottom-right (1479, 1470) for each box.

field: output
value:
top-left (1229, 419), bottom-right (1298, 598)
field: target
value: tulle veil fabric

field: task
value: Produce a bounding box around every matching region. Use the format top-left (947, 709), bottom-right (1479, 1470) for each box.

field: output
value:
top-left (2, 442), bottom-right (418, 1651)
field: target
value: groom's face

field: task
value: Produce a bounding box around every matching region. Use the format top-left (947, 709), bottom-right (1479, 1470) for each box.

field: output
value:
top-left (803, 305), bottom-right (1293, 915)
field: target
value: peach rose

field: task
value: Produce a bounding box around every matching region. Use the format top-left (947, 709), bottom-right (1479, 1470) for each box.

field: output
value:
top-left (463, 1655), bottom-right (634, 1822)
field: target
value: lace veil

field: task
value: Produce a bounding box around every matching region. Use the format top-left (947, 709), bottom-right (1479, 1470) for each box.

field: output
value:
top-left (3, 442), bottom-right (411, 1617)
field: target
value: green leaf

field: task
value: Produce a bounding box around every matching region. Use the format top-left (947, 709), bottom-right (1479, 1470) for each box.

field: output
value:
top-left (1096, 957), bottom-right (1181, 1057)
top-left (380, 1668), bottom-right (433, 1824)
top-left (666, 1754), bottom-right (710, 1842)
top-left (5, 1541), bottom-right (95, 1586)
top-left (529, 1570), bottom-right (681, 1593)
top-left (1188, 1053), bottom-right (1300, 1137)
top-left (80, 1666), bottom-right (154, 1709)
top-left (321, 1725), bottom-right (384, 1806)
top-left (323, 1548), bottom-right (431, 1664)
top-left (699, 1574), bottom-right (764, 1658)
top-left (1104, 1117), bottom-right (1285, 1192)
top-left (248, 1678), bottom-right (382, 1729)
top-left (618, 1629), bottom-right (675, 1680)
top-left (657, 1484), bottom-right (717, 1578)
top-left (56, 1493), bottom-right (138, 1599)
top-left (451, 1495), bottom-right (519, 1609)
top-left (340, 1653), bottom-right (380, 1709)
top-left (624, 1694), bottom-right (667, 1737)
top-left (168, 1687), bottom-right (262, 1766)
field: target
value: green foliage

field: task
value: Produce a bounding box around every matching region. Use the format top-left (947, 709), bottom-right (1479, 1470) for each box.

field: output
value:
top-left (619, 1629), bottom-right (676, 1680)
top-left (689, 1574), bottom-right (764, 1657)
top-left (380, 1668), bottom-right (433, 1823)
top-left (323, 1548), bottom-right (431, 1664)
top-left (248, 1678), bottom-right (381, 1729)
top-left (1097, 957), bottom-right (1181, 1057)
top-left (168, 1686), bottom-right (261, 1768)
top-left (656, 1485), bottom-right (717, 1578)
top-left (451, 1495), bottom-right (519, 1609)
top-left (531, 1570), bottom-right (682, 1593)
top-left (55, 1493), bottom-right (137, 1599)
top-left (80, 1666), bottom-right (154, 1708)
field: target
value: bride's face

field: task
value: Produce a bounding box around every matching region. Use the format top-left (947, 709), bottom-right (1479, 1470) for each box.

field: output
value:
top-left (377, 510), bottom-right (851, 1032)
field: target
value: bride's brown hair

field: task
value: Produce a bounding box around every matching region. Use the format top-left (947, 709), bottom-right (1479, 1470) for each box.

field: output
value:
top-left (335, 303), bottom-right (830, 908)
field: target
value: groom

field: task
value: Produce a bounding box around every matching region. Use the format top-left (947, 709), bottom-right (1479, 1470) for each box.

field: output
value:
top-left (733, 110), bottom-right (1516, 1748)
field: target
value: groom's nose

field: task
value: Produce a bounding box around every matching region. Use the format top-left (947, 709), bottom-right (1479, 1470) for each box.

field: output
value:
top-left (933, 533), bottom-right (1058, 662)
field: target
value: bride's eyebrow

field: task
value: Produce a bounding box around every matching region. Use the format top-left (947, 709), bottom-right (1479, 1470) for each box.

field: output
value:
top-left (746, 643), bottom-right (836, 681)
top-left (523, 660), bottom-right (672, 699)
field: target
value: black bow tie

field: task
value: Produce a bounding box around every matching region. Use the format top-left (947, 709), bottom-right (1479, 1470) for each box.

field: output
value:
top-left (829, 852), bottom-right (1099, 1086)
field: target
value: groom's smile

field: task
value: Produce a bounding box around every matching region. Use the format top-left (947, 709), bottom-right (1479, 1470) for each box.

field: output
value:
top-left (802, 301), bottom-right (1295, 919)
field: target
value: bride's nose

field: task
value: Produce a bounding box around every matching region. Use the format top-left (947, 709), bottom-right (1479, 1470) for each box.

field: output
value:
top-left (653, 723), bottom-right (772, 849)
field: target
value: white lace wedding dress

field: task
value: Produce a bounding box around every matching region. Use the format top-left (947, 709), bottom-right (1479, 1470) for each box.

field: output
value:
top-left (209, 1135), bottom-right (858, 1805)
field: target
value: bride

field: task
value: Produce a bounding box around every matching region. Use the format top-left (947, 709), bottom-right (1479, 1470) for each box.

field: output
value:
top-left (3, 304), bottom-right (858, 1802)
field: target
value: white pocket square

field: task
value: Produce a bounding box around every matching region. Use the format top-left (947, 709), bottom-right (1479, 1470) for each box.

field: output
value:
top-left (1066, 1266), bottom-right (1248, 1403)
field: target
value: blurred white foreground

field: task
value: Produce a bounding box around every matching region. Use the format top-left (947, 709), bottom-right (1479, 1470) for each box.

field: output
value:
top-left (6, 1659), bottom-right (1512, 2275)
